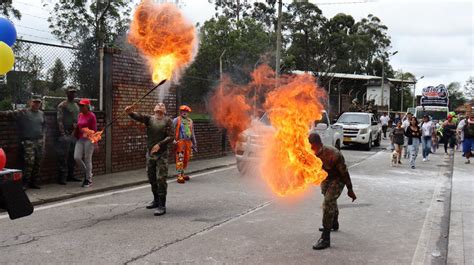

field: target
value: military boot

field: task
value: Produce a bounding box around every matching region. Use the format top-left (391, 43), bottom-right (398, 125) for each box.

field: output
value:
top-left (146, 191), bottom-right (159, 209)
top-left (154, 196), bottom-right (166, 216)
top-left (313, 229), bottom-right (331, 250)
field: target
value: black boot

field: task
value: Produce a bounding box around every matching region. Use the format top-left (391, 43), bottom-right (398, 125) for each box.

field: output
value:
top-left (313, 229), bottom-right (331, 250)
top-left (146, 193), bottom-right (159, 209)
top-left (154, 196), bottom-right (166, 216)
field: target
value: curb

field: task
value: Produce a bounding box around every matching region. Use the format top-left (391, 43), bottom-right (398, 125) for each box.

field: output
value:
top-left (30, 163), bottom-right (236, 207)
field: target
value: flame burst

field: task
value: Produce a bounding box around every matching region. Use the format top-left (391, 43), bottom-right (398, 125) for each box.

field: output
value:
top-left (262, 73), bottom-right (327, 197)
top-left (82, 128), bottom-right (103, 144)
top-left (209, 65), bottom-right (328, 197)
top-left (208, 76), bottom-right (252, 149)
top-left (128, 0), bottom-right (197, 83)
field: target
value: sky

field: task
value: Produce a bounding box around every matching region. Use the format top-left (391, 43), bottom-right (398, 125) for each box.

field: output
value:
top-left (9, 0), bottom-right (474, 95)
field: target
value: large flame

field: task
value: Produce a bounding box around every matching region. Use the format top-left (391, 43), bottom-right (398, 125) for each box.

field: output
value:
top-left (208, 76), bottom-right (252, 149)
top-left (209, 65), bottom-right (328, 197)
top-left (261, 73), bottom-right (327, 197)
top-left (128, 1), bottom-right (197, 83)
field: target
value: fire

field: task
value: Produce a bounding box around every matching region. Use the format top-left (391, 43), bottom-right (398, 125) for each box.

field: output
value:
top-left (82, 128), bottom-right (103, 144)
top-left (209, 65), bottom-right (328, 197)
top-left (208, 76), bottom-right (251, 149)
top-left (261, 73), bottom-right (327, 197)
top-left (128, 0), bottom-right (197, 83)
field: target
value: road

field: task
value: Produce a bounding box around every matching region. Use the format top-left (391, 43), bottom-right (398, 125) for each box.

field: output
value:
top-left (0, 140), bottom-right (452, 264)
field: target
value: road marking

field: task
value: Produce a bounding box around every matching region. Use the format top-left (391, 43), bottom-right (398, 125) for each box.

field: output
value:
top-left (0, 166), bottom-right (236, 220)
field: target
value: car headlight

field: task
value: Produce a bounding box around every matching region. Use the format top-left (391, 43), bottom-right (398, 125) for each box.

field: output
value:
top-left (359, 128), bottom-right (368, 134)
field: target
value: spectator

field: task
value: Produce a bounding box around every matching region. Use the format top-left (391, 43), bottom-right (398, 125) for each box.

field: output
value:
top-left (420, 115), bottom-right (434, 161)
top-left (380, 113), bottom-right (389, 139)
top-left (390, 121), bottom-right (404, 164)
top-left (74, 99), bottom-right (97, 188)
top-left (56, 86), bottom-right (81, 185)
top-left (3, 95), bottom-right (45, 189)
top-left (405, 117), bottom-right (422, 169)
top-left (443, 115), bottom-right (457, 155)
top-left (401, 112), bottom-right (413, 159)
top-left (458, 112), bottom-right (474, 164)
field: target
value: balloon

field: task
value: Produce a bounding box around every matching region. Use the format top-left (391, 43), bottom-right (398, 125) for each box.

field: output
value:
top-left (0, 17), bottom-right (17, 46)
top-left (0, 41), bottom-right (14, 75)
top-left (0, 148), bottom-right (6, 171)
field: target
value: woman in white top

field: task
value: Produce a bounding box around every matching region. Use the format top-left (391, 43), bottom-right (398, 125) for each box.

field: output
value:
top-left (420, 115), bottom-right (434, 161)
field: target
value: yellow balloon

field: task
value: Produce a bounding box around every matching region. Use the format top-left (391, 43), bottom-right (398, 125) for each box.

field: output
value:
top-left (0, 41), bottom-right (15, 75)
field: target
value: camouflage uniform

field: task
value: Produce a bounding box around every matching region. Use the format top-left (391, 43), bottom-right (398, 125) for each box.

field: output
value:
top-left (5, 108), bottom-right (46, 186)
top-left (129, 112), bottom-right (174, 201)
top-left (56, 99), bottom-right (79, 182)
top-left (317, 146), bottom-right (353, 230)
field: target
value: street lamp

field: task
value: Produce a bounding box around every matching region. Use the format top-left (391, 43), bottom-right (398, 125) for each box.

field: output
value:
top-left (380, 50), bottom-right (398, 115)
top-left (413, 75), bottom-right (424, 108)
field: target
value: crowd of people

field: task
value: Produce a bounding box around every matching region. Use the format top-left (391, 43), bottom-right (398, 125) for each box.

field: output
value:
top-left (2, 87), bottom-right (198, 209)
top-left (384, 109), bottom-right (474, 169)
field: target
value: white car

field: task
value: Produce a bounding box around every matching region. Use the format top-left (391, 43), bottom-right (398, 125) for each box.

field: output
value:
top-left (335, 112), bottom-right (382, 151)
top-left (235, 110), bottom-right (343, 174)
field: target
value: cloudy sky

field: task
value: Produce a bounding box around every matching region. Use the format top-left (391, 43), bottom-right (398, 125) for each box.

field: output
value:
top-left (10, 0), bottom-right (474, 95)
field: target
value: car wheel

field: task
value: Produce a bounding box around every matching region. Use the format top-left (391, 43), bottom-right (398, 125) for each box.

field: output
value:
top-left (363, 136), bottom-right (372, 151)
top-left (335, 140), bottom-right (341, 150)
top-left (374, 133), bottom-right (381, 147)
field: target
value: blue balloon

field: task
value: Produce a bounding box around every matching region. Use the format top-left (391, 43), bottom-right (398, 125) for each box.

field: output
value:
top-left (0, 17), bottom-right (17, 47)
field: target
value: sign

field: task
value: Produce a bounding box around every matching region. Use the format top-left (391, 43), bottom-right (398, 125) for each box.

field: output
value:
top-left (420, 84), bottom-right (449, 106)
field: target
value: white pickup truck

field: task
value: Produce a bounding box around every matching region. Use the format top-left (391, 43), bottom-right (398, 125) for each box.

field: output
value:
top-left (235, 110), bottom-right (343, 174)
top-left (335, 112), bottom-right (382, 151)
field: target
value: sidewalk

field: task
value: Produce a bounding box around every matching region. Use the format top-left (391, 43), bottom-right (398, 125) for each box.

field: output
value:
top-left (448, 151), bottom-right (473, 265)
top-left (25, 155), bottom-right (236, 206)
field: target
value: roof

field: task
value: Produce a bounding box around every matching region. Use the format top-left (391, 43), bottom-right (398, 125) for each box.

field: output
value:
top-left (292, 71), bottom-right (417, 84)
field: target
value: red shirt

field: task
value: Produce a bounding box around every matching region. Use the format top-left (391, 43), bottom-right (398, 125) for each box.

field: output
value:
top-left (76, 111), bottom-right (97, 139)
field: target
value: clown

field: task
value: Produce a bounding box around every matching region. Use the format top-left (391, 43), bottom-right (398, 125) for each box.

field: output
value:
top-left (173, 105), bottom-right (197, 184)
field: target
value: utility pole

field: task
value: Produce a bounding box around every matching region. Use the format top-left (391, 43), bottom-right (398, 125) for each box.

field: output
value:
top-left (275, 0), bottom-right (283, 79)
top-left (400, 70), bottom-right (404, 112)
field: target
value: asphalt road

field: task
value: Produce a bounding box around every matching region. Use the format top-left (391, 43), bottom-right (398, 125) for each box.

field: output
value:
top-left (0, 140), bottom-right (452, 264)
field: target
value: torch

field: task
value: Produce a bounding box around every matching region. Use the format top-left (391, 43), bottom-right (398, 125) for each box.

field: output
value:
top-left (82, 79), bottom-right (167, 143)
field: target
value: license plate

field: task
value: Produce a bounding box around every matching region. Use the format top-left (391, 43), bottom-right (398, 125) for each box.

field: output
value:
top-left (344, 137), bottom-right (352, 142)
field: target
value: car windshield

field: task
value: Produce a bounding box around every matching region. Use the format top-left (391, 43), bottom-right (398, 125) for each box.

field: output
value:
top-left (416, 110), bottom-right (448, 121)
top-left (337, 113), bottom-right (370, 124)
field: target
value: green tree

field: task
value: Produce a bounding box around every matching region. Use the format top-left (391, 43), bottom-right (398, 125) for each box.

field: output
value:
top-left (392, 71), bottom-right (416, 111)
top-left (44, 0), bottom-right (131, 46)
top-left (464, 76), bottom-right (473, 99)
top-left (69, 37), bottom-right (99, 98)
top-left (180, 17), bottom-right (273, 104)
top-left (1, 0), bottom-right (21, 20)
top-left (447, 82), bottom-right (467, 109)
top-left (48, 58), bottom-right (68, 92)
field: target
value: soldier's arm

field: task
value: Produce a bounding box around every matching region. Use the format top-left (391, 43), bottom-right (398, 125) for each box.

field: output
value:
top-left (128, 112), bottom-right (150, 125)
top-left (336, 153), bottom-right (353, 190)
top-left (57, 103), bottom-right (65, 135)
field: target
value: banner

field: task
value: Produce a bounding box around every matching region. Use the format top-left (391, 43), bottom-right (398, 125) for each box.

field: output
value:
top-left (420, 84), bottom-right (449, 106)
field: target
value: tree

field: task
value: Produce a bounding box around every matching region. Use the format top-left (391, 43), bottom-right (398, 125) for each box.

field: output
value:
top-left (48, 59), bottom-right (68, 92)
top-left (44, 0), bottom-right (131, 47)
top-left (392, 71), bottom-right (416, 111)
top-left (1, 0), bottom-right (21, 20)
top-left (180, 17), bottom-right (273, 104)
top-left (447, 82), bottom-right (467, 109)
top-left (69, 37), bottom-right (99, 98)
top-left (464, 76), bottom-right (474, 99)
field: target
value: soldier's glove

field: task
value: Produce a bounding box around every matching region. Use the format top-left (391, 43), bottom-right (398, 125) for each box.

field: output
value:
top-left (347, 189), bottom-right (357, 202)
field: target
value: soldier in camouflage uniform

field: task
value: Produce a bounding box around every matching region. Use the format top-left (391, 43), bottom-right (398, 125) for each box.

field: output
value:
top-left (348, 98), bottom-right (361, 112)
top-left (4, 95), bottom-right (46, 189)
top-left (56, 86), bottom-right (81, 184)
top-left (309, 133), bottom-right (357, 250)
top-left (125, 103), bottom-right (174, 216)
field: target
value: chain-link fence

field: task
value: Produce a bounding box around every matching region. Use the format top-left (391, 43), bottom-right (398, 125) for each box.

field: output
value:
top-left (0, 39), bottom-right (99, 111)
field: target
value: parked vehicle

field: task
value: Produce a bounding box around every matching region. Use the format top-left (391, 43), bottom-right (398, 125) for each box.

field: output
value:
top-left (414, 106), bottom-right (449, 122)
top-left (235, 110), bottom-right (343, 174)
top-left (335, 112), bottom-right (382, 151)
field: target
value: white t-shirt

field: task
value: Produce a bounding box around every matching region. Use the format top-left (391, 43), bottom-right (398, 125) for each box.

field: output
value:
top-left (421, 121), bottom-right (433, 137)
top-left (402, 119), bottom-right (411, 131)
top-left (380, 116), bottom-right (389, 126)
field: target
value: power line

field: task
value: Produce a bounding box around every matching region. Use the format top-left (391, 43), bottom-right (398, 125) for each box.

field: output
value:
top-left (22, 12), bottom-right (50, 20)
top-left (16, 25), bottom-right (51, 34)
top-left (17, 32), bottom-right (60, 43)
top-left (15, 1), bottom-right (51, 11)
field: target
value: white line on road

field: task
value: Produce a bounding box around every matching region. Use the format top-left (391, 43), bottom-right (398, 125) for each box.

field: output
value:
top-left (0, 166), bottom-right (237, 220)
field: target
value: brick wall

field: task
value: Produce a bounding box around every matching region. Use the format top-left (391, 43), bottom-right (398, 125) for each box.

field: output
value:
top-left (106, 49), bottom-right (230, 173)
top-left (0, 112), bottom-right (106, 183)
